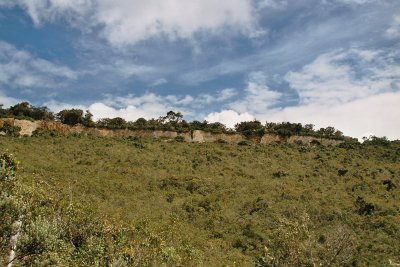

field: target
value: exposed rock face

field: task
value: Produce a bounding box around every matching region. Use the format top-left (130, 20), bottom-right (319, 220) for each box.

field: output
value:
top-left (260, 134), bottom-right (283, 144)
top-left (14, 120), bottom-right (39, 136)
top-left (192, 130), bottom-right (244, 143)
top-left (39, 120), bottom-right (71, 133)
top-left (260, 134), bottom-right (344, 146)
top-left (0, 118), bottom-right (15, 128)
top-left (0, 118), bottom-right (344, 146)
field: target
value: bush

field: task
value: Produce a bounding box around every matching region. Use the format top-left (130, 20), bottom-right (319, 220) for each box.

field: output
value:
top-left (235, 120), bottom-right (264, 139)
top-left (56, 109), bottom-right (84, 126)
top-left (338, 139), bottom-right (360, 149)
top-left (174, 136), bottom-right (185, 142)
top-left (238, 140), bottom-right (250, 146)
top-left (338, 169), bottom-right (348, 176)
top-left (363, 136), bottom-right (391, 147)
top-left (356, 197), bottom-right (375, 215)
top-left (0, 123), bottom-right (21, 137)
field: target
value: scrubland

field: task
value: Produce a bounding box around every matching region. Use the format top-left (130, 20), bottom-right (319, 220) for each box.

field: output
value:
top-left (1, 134), bottom-right (399, 266)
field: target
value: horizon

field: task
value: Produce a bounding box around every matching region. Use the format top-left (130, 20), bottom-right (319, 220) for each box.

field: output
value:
top-left (0, 0), bottom-right (399, 140)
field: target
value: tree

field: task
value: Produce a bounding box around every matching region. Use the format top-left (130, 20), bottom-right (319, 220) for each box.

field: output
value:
top-left (324, 126), bottom-right (336, 137)
top-left (205, 122), bottom-right (227, 133)
top-left (7, 102), bottom-right (54, 120)
top-left (159, 111), bottom-right (183, 124)
top-left (189, 120), bottom-right (208, 131)
top-left (10, 102), bottom-right (31, 117)
top-left (30, 106), bottom-right (54, 121)
top-left (56, 109), bottom-right (84, 126)
top-left (82, 110), bottom-right (95, 127)
top-left (303, 124), bottom-right (314, 133)
top-left (96, 117), bottom-right (127, 129)
top-left (235, 120), bottom-right (264, 138)
top-left (130, 118), bottom-right (147, 130)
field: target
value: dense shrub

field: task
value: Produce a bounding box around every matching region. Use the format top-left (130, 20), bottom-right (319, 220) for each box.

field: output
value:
top-left (96, 117), bottom-right (127, 129)
top-left (235, 120), bottom-right (264, 139)
top-left (1, 102), bottom-right (54, 121)
top-left (174, 136), bottom-right (185, 142)
top-left (0, 122), bottom-right (21, 137)
top-left (363, 136), bottom-right (391, 147)
top-left (0, 152), bottom-right (19, 265)
top-left (0, 102), bottom-right (352, 141)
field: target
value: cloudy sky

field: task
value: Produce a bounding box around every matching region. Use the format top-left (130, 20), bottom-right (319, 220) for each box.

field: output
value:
top-left (0, 0), bottom-right (399, 139)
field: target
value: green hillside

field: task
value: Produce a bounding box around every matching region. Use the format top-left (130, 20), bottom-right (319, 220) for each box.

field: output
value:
top-left (1, 134), bottom-right (400, 266)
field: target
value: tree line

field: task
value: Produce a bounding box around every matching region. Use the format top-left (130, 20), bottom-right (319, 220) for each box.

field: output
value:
top-left (0, 102), bottom-right (345, 139)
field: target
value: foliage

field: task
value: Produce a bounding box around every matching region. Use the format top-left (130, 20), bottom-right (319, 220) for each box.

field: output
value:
top-left (0, 102), bottom-right (350, 140)
top-left (259, 215), bottom-right (356, 266)
top-left (1, 134), bottom-right (399, 265)
top-left (0, 152), bottom-right (19, 265)
top-left (0, 122), bottom-right (21, 137)
top-left (265, 121), bottom-right (344, 140)
top-left (56, 109), bottom-right (84, 126)
top-left (363, 135), bottom-right (391, 147)
top-left (96, 117), bottom-right (127, 129)
top-left (235, 120), bottom-right (264, 139)
top-left (174, 136), bottom-right (185, 142)
top-left (0, 102), bottom-right (54, 121)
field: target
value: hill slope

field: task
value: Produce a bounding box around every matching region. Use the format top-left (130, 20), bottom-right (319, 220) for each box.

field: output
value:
top-left (1, 134), bottom-right (399, 266)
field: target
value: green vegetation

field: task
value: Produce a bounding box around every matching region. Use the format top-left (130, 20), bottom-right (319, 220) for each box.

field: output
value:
top-left (0, 122), bottom-right (21, 137)
top-left (1, 134), bottom-right (399, 266)
top-left (1, 102), bottom-right (345, 140)
top-left (0, 102), bottom-right (54, 121)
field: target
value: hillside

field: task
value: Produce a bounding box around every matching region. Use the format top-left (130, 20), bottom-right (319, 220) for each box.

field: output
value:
top-left (1, 134), bottom-right (400, 266)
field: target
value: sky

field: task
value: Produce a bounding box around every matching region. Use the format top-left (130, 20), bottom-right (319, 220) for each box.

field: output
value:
top-left (0, 0), bottom-right (399, 140)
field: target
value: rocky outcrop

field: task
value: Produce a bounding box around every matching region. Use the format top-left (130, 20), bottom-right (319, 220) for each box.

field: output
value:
top-left (14, 120), bottom-right (39, 136)
top-left (192, 130), bottom-right (244, 143)
top-left (0, 118), bottom-right (344, 146)
top-left (260, 134), bottom-right (344, 146)
top-left (260, 134), bottom-right (283, 144)
top-left (0, 118), bottom-right (15, 128)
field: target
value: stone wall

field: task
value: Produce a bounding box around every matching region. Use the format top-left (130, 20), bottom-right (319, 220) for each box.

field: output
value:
top-left (0, 118), bottom-right (344, 146)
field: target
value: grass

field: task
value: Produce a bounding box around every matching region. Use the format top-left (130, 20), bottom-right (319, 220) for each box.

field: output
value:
top-left (1, 134), bottom-right (399, 266)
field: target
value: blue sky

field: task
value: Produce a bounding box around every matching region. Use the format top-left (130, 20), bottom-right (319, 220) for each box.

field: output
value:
top-left (0, 0), bottom-right (399, 139)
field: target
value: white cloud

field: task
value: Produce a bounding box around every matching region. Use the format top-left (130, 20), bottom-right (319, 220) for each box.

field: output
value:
top-left (205, 48), bottom-right (400, 139)
top-left (204, 110), bottom-right (254, 128)
top-left (0, 91), bottom-right (20, 107)
top-left (96, 0), bottom-right (256, 45)
top-left (285, 49), bottom-right (398, 105)
top-left (265, 91), bottom-right (400, 140)
top-left (229, 71), bottom-right (282, 114)
top-left (0, 41), bottom-right (78, 89)
top-left (42, 99), bottom-right (87, 113)
top-left (1, 0), bottom-right (258, 46)
top-left (40, 88), bottom-right (238, 122)
top-left (0, 0), bottom-right (92, 26)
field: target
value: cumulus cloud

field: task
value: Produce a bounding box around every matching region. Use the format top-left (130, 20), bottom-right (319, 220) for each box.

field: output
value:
top-left (204, 110), bottom-right (254, 128)
top-left (0, 91), bottom-right (20, 107)
top-left (0, 41), bottom-right (78, 89)
top-left (265, 91), bottom-right (400, 140)
top-left (284, 49), bottom-right (395, 105)
top-left (41, 87), bottom-right (238, 122)
top-left (205, 48), bottom-right (400, 139)
top-left (0, 0), bottom-right (260, 46)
